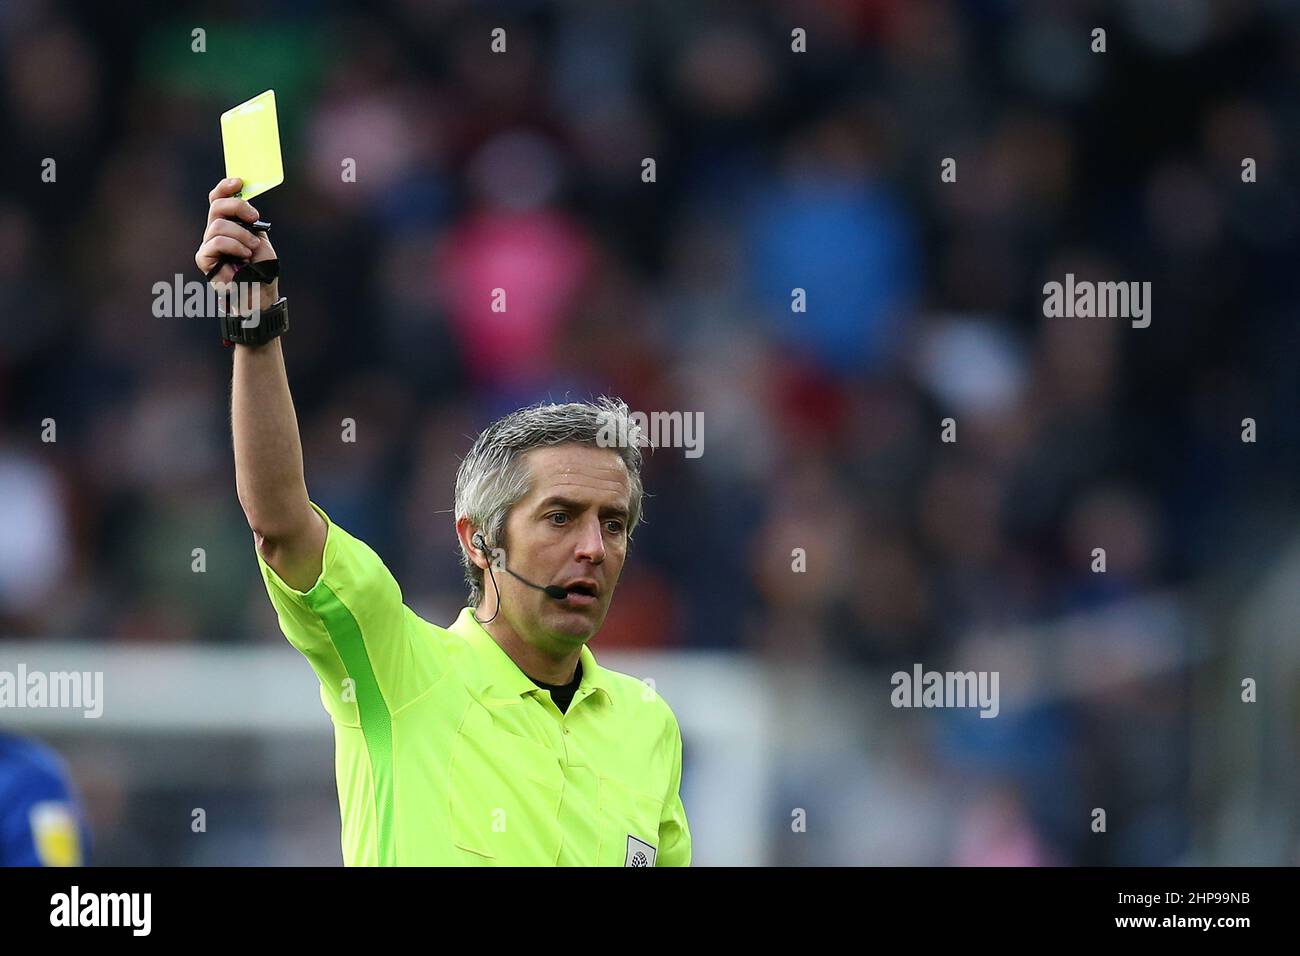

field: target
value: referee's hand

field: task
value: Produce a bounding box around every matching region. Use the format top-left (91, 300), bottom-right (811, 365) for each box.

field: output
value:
top-left (195, 177), bottom-right (279, 311)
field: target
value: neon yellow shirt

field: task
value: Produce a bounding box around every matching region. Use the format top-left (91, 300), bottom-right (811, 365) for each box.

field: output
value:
top-left (255, 501), bottom-right (691, 866)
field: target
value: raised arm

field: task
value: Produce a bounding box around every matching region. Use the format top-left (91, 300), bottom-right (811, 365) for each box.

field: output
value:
top-left (196, 177), bottom-right (325, 591)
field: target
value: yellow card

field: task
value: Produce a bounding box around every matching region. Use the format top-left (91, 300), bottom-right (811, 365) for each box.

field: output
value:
top-left (221, 90), bottom-right (284, 201)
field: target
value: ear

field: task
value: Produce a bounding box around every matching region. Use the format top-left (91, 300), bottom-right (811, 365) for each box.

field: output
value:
top-left (456, 516), bottom-right (489, 570)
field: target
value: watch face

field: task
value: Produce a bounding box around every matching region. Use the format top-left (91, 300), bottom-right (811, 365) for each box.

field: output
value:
top-left (221, 298), bottom-right (286, 345)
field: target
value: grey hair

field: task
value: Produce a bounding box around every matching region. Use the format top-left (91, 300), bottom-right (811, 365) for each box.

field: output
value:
top-left (453, 396), bottom-right (647, 608)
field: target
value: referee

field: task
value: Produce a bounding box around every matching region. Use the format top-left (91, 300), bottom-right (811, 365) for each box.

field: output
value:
top-left (197, 178), bottom-right (690, 866)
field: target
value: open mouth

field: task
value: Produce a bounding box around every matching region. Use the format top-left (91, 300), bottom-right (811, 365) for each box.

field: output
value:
top-left (561, 583), bottom-right (598, 607)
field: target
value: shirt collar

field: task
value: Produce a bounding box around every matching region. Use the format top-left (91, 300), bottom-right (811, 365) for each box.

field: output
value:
top-left (448, 607), bottom-right (615, 709)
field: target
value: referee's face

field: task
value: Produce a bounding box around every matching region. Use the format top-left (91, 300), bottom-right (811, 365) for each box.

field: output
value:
top-left (497, 443), bottom-right (631, 652)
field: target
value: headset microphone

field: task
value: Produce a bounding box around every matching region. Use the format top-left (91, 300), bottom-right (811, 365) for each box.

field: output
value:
top-left (472, 533), bottom-right (571, 624)
top-left (530, 579), bottom-right (572, 600)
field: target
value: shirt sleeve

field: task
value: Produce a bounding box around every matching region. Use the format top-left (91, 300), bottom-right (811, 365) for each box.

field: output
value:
top-left (656, 710), bottom-right (692, 867)
top-left (255, 500), bottom-right (447, 724)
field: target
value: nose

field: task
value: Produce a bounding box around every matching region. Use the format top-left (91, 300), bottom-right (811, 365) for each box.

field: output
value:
top-left (574, 516), bottom-right (606, 565)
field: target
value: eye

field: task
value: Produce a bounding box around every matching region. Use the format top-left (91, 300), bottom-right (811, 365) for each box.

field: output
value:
top-left (605, 520), bottom-right (625, 534)
top-left (547, 512), bottom-right (568, 526)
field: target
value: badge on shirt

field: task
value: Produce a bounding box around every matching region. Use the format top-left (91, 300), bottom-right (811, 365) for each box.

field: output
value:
top-left (625, 835), bottom-right (656, 867)
top-left (30, 801), bottom-right (82, 867)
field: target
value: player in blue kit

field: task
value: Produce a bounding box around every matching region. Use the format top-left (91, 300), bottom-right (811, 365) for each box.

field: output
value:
top-left (0, 733), bottom-right (90, 867)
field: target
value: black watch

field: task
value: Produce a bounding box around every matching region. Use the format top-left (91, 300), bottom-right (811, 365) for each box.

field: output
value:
top-left (221, 295), bottom-right (289, 347)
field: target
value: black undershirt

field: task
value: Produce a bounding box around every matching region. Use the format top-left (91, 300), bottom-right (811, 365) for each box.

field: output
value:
top-left (529, 661), bottom-right (583, 714)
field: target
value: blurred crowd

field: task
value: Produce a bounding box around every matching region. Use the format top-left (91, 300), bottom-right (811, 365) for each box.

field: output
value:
top-left (2, 0), bottom-right (1299, 864)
